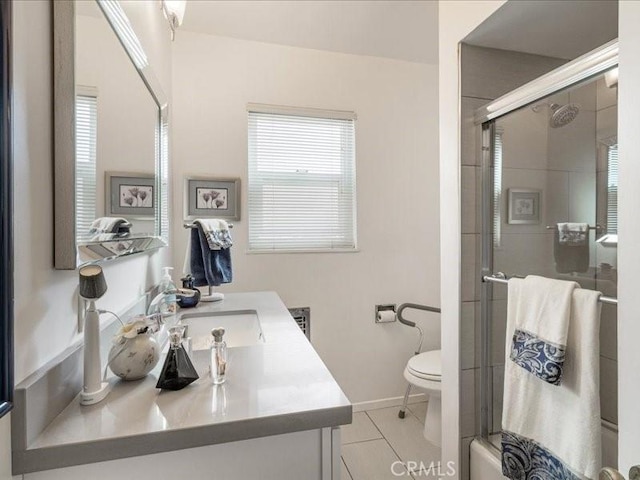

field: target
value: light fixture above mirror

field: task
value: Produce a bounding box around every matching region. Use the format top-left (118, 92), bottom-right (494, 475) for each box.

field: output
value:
top-left (162, 0), bottom-right (186, 41)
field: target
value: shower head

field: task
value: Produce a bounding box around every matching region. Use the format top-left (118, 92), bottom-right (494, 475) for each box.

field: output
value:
top-left (549, 103), bottom-right (580, 128)
top-left (531, 101), bottom-right (580, 128)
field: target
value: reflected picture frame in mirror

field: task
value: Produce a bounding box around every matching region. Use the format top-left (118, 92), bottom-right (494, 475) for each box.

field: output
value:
top-left (53, 0), bottom-right (169, 269)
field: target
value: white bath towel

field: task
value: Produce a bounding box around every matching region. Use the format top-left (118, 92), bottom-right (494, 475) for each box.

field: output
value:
top-left (88, 217), bottom-right (129, 235)
top-left (502, 277), bottom-right (602, 480)
top-left (508, 275), bottom-right (579, 385)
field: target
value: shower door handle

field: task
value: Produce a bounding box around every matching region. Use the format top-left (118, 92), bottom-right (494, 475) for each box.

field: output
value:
top-left (600, 468), bottom-right (625, 480)
top-left (599, 466), bottom-right (640, 480)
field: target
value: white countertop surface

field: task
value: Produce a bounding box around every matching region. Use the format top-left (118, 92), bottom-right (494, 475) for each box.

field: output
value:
top-left (18, 292), bottom-right (351, 471)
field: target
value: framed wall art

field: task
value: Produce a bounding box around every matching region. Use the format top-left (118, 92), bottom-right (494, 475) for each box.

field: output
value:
top-left (184, 176), bottom-right (240, 221)
top-left (508, 188), bottom-right (541, 225)
top-left (106, 172), bottom-right (155, 218)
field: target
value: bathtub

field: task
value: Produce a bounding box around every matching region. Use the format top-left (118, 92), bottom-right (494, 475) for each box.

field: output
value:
top-left (469, 422), bottom-right (618, 480)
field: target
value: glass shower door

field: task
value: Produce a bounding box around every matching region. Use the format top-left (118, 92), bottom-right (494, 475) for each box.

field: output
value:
top-left (479, 70), bottom-right (619, 459)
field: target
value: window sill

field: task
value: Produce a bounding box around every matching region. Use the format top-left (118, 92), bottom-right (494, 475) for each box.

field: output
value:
top-left (247, 248), bottom-right (360, 255)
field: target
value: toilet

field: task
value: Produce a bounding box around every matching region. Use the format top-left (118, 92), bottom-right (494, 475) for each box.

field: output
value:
top-left (403, 349), bottom-right (442, 446)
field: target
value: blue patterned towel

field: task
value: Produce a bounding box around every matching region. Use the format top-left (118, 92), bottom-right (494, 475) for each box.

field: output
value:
top-left (510, 329), bottom-right (566, 386)
top-left (508, 276), bottom-right (577, 385)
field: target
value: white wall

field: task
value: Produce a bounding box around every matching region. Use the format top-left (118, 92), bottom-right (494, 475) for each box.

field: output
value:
top-left (172, 32), bottom-right (440, 403)
top-left (617, 0), bottom-right (640, 472)
top-left (3, 1), bottom-right (173, 477)
top-left (438, 1), bottom-right (507, 476)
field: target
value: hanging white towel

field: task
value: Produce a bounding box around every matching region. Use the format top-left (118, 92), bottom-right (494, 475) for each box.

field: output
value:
top-left (88, 217), bottom-right (129, 235)
top-left (502, 277), bottom-right (602, 480)
top-left (557, 222), bottom-right (589, 246)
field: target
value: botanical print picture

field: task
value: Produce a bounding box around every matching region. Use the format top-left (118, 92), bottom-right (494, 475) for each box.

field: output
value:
top-left (514, 197), bottom-right (534, 216)
top-left (107, 172), bottom-right (156, 218)
top-left (196, 187), bottom-right (228, 210)
top-left (120, 185), bottom-right (153, 208)
top-left (185, 177), bottom-right (240, 221)
top-left (508, 188), bottom-right (541, 225)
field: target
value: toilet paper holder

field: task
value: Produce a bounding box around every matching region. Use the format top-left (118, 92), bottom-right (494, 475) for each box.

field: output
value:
top-left (375, 304), bottom-right (397, 323)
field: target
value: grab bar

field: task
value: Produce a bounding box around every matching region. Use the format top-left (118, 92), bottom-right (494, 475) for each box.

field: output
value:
top-left (397, 303), bottom-right (441, 328)
top-left (482, 272), bottom-right (618, 305)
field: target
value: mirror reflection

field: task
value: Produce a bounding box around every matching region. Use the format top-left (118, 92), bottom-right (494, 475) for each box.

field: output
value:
top-left (75, 1), bottom-right (159, 253)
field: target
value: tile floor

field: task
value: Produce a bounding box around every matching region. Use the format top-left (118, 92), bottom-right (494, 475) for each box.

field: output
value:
top-left (340, 402), bottom-right (442, 479)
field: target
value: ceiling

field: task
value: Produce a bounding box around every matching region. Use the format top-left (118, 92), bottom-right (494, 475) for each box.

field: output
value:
top-left (179, 0), bottom-right (439, 64)
top-left (464, 0), bottom-right (618, 60)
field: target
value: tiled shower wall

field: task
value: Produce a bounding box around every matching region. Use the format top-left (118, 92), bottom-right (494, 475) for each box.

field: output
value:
top-left (459, 44), bottom-right (567, 479)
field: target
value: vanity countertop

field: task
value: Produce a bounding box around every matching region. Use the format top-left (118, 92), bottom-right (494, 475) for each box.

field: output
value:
top-left (13, 292), bottom-right (352, 473)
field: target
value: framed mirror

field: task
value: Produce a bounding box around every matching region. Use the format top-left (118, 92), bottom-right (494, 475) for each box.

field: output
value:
top-left (53, 0), bottom-right (169, 270)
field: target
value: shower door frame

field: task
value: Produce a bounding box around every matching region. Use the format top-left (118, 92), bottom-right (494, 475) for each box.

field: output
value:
top-left (475, 39), bottom-right (619, 450)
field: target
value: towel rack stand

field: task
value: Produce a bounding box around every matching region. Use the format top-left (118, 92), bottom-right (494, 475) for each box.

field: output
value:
top-left (482, 272), bottom-right (618, 305)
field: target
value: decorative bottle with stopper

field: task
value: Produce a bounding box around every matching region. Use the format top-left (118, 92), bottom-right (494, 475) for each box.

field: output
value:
top-left (210, 327), bottom-right (227, 385)
top-left (156, 326), bottom-right (199, 391)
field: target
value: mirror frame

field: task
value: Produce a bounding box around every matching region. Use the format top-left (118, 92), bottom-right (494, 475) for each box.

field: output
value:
top-left (53, 0), bottom-right (169, 270)
top-left (0, 0), bottom-right (13, 418)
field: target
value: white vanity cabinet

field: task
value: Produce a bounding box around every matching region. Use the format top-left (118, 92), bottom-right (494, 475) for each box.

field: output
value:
top-left (24, 428), bottom-right (342, 480)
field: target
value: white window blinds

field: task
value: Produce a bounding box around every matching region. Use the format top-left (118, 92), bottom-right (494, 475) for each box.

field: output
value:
top-left (493, 128), bottom-right (503, 248)
top-left (607, 144), bottom-right (618, 235)
top-left (248, 105), bottom-right (357, 252)
top-left (75, 88), bottom-right (98, 239)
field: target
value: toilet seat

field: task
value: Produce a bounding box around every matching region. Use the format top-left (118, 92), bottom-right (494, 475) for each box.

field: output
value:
top-left (406, 350), bottom-right (441, 382)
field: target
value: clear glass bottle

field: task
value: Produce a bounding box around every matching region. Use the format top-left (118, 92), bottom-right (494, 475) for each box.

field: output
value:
top-left (210, 327), bottom-right (227, 385)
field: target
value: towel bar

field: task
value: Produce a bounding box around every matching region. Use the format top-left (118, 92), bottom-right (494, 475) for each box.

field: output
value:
top-left (545, 224), bottom-right (602, 231)
top-left (482, 272), bottom-right (618, 305)
top-left (184, 222), bottom-right (233, 229)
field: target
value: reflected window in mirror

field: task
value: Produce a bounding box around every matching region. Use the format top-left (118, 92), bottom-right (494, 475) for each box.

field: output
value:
top-left (493, 126), bottom-right (503, 248)
top-left (607, 143), bottom-right (618, 235)
top-left (75, 87), bottom-right (98, 239)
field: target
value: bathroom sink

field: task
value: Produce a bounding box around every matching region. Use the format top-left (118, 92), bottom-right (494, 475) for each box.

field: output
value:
top-left (178, 309), bottom-right (265, 350)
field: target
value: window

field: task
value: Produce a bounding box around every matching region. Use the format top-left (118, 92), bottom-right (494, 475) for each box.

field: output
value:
top-left (75, 87), bottom-right (98, 239)
top-left (607, 143), bottom-right (618, 235)
top-left (247, 105), bottom-right (357, 252)
top-left (493, 127), bottom-right (503, 248)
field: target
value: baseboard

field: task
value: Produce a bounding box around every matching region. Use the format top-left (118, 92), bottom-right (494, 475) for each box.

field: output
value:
top-left (352, 393), bottom-right (427, 413)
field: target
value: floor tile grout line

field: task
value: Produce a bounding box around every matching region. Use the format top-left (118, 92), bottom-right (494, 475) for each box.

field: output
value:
top-left (406, 402), bottom-right (427, 423)
top-left (341, 437), bottom-right (411, 479)
top-left (364, 409), bottom-right (414, 478)
top-left (342, 437), bottom-right (389, 447)
top-left (341, 457), bottom-right (354, 480)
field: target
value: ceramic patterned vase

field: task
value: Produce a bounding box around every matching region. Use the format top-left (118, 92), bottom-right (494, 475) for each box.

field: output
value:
top-left (108, 333), bottom-right (160, 381)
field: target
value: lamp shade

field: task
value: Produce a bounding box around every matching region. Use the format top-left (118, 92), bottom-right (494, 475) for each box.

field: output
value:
top-left (79, 265), bottom-right (107, 300)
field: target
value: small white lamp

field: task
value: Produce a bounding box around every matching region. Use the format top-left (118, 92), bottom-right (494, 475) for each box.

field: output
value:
top-left (78, 265), bottom-right (110, 406)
